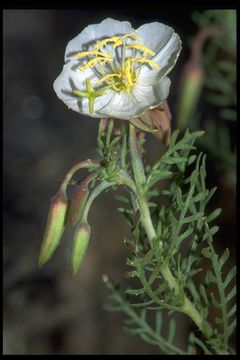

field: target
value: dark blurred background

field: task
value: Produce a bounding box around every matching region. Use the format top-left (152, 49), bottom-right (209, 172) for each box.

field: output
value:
top-left (3, 8), bottom-right (236, 355)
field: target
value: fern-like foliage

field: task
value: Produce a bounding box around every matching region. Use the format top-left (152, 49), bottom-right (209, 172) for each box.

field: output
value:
top-left (104, 129), bottom-right (236, 354)
top-left (105, 281), bottom-right (188, 355)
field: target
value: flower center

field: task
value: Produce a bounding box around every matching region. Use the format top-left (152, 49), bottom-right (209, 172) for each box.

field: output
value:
top-left (72, 34), bottom-right (160, 113)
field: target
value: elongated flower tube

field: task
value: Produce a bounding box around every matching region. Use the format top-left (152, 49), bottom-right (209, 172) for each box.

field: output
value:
top-left (71, 222), bottom-right (91, 276)
top-left (38, 189), bottom-right (68, 267)
top-left (54, 18), bottom-right (181, 120)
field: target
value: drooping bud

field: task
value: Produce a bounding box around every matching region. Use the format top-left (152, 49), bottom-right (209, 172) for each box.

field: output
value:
top-left (135, 101), bottom-right (172, 145)
top-left (70, 222), bottom-right (91, 276)
top-left (177, 61), bottom-right (204, 130)
top-left (69, 173), bottom-right (96, 227)
top-left (129, 117), bottom-right (159, 134)
top-left (177, 26), bottom-right (225, 129)
top-left (148, 101), bottom-right (172, 145)
top-left (38, 189), bottom-right (68, 267)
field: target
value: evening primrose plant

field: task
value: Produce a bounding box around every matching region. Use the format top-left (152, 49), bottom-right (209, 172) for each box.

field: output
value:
top-left (39, 18), bottom-right (236, 355)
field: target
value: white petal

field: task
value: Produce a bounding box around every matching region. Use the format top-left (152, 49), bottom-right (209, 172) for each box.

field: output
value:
top-left (65, 18), bottom-right (135, 62)
top-left (138, 32), bottom-right (181, 85)
top-left (53, 61), bottom-right (114, 117)
top-left (136, 22), bottom-right (174, 54)
top-left (96, 90), bottom-right (140, 120)
top-left (150, 76), bottom-right (171, 106)
top-left (96, 77), bottom-right (171, 120)
top-left (133, 77), bottom-right (171, 110)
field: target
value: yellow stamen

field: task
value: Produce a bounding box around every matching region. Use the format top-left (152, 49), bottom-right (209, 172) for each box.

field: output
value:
top-left (95, 36), bottom-right (120, 49)
top-left (74, 50), bottom-right (112, 59)
top-left (98, 73), bottom-right (122, 84)
top-left (130, 57), bottom-right (160, 70)
top-left (113, 33), bottom-right (140, 48)
top-left (79, 57), bottom-right (113, 71)
top-left (72, 33), bottom-right (160, 112)
top-left (125, 44), bottom-right (156, 57)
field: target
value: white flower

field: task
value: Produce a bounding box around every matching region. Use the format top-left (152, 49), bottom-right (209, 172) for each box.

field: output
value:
top-left (53, 18), bottom-right (181, 120)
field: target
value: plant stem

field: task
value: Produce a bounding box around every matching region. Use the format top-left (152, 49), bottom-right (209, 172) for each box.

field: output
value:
top-left (137, 192), bottom-right (157, 244)
top-left (81, 181), bottom-right (112, 222)
top-left (139, 197), bottom-right (206, 334)
top-left (60, 159), bottom-right (100, 193)
top-left (128, 124), bottom-right (212, 340)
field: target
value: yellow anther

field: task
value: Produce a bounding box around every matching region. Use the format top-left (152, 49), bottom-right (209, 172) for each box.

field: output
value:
top-left (131, 57), bottom-right (160, 70)
top-left (95, 36), bottom-right (120, 49)
top-left (74, 50), bottom-right (112, 59)
top-left (79, 57), bottom-right (113, 71)
top-left (125, 44), bottom-right (156, 57)
top-left (72, 34), bottom-right (160, 110)
top-left (113, 33), bottom-right (140, 48)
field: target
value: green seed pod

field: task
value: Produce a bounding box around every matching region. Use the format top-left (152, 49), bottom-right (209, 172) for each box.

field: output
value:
top-left (71, 222), bottom-right (91, 276)
top-left (69, 174), bottom-right (95, 226)
top-left (38, 190), bottom-right (68, 267)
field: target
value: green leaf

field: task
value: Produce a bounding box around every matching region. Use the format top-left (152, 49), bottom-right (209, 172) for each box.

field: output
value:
top-left (182, 214), bottom-right (202, 223)
top-left (199, 284), bottom-right (209, 306)
top-left (163, 157), bottom-right (187, 165)
top-left (224, 266), bottom-right (236, 287)
top-left (178, 227), bottom-right (194, 242)
top-left (110, 136), bottom-right (121, 147)
top-left (226, 286), bottom-right (236, 303)
top-left (228, 304), bottom-right (236, 318)
top-left (218, 248), bottom-right (230, 269)
top-left (155, 311), bottom-right (162, 334)
top-left (189, 333), bottom-right (212, 354)
top-left (115, 194), bottom-right (129, 204)
top-left (176, 187), bottom-right (183, 207)
top-left (169, 130), bottom-right (179, 147)
top-left (226, 319), bottom-right (236, 338)
top-left (168, 319), bottom-right (176, 343)
top-left (193, 191), bottom-right (208, 203)
top-left (188, 154), bottom-right (197, 165)
top-left (206, 208), bottom-right (222, 223)
top-left (125, 288), bottom-right (145, 296)
top-left (209, 226), bottom-right (219, 236)
top-left (205, 187), bottom-right (217, 203)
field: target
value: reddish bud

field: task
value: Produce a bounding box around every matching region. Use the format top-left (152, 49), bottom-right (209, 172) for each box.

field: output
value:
top-left (69, 173), bottom-right (95, 226)
top-left (38, 190), bottom-right (68, 267)
top-left (137, 101), bottom-right (172, 145)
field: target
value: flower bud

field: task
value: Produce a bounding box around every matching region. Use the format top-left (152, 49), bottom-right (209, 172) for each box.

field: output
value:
top-left (177, 61), bottom-right (204, 129)
top-left (70, 222), bottom-right (91, 276)
top-left (149, 101), bottom-right (172, 145)
top-left (69, 174), bottom-right (95, 226)
top-left (38, 190), bottom-right (68, 267)
top-left (137, 101), bottom-right (172, 145)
